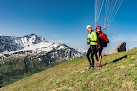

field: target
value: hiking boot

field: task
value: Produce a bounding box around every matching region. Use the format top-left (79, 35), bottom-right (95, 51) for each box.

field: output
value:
top-left (90, 67), bottom-right (94, 70)
top-left (88, 65), bottom-right (92, 69)
top-left (96, 62), bottom-right (102, 67)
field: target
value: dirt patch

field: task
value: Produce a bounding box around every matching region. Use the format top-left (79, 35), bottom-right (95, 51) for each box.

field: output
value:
top-left (102, 69), bottom-right (106, 72)
top-left (68, 87), bottom-right (73, 90)
top-left (129, 63), bottom-right (135, 66)
top-left (119, 65), bottom-right (126, 68)
top-left (122, 80), bottom-right (135, 88)
top-left (102, 78), bottom-right (107, 81)
top-left (122, 80), bottom-right (126, 88)
top-left (87, 79), bottom-right (95, 89)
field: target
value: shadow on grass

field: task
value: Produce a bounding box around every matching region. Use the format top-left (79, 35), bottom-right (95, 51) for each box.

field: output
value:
top-left (102, 55), bottom-right (127, 67)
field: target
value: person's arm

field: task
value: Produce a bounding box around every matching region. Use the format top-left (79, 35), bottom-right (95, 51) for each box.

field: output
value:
top-left (87, 34), bottom-right (90, 45)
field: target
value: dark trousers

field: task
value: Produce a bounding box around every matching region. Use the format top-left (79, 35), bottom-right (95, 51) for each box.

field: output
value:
top-left (86, 45), bottom-right (97, 67)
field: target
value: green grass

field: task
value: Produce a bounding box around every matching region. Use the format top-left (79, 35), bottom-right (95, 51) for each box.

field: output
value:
top-left (1, 48), bottom-right (137, 91)
top-left (0, 54), bottom-right (69, 87)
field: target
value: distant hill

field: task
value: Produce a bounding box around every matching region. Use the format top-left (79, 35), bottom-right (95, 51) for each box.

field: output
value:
top-left (1, 48), bottom-right (137, 91)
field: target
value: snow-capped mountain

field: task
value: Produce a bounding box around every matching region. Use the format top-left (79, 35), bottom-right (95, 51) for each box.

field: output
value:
top-left (0, 34), bottom-right (87, 60)
top-left (0, 33), bottom-right (51, 53)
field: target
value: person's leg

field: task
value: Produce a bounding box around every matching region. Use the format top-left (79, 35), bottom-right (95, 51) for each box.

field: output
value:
top-left (90, 45), bottom-right (97, 67)
top-left (99, 51), bottom-right (102, 64)
top-left (86, 46), bottom-right (92, 66)
top-left (95, 49), bottom-right (99, 62)
top-left (98, 45), bottom-right (103, 65)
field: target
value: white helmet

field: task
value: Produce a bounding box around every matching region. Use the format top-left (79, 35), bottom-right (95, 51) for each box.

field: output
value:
top-left (86, 25), bottom-right (92, 30)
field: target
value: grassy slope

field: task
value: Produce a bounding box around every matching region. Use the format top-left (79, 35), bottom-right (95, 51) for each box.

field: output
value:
top-left (1, 48), bottom-right (137, 91)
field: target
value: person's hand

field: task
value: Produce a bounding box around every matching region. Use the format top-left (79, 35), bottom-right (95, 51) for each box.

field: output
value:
top-left (106, 40), bottom-right (109, 43)
top-left (87, 42), bottom-right (90, 45)
top-left (97, 44), bottom-right (100, 49)
top-left (87, 38), bottom-right (91, 40)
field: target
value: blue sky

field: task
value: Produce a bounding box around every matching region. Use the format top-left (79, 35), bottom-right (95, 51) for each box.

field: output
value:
top-left (0, 0), bottom-right (137, 52)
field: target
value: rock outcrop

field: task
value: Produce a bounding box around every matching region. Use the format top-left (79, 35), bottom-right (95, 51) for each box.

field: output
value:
top-left (106, 42), bottom-right (126, 55)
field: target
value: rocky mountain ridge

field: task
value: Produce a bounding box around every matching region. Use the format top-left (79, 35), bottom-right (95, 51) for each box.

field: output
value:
top-left (0, 33), bottom-right (87, 60)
